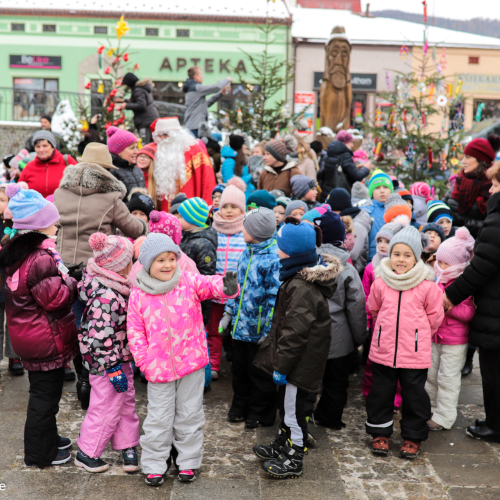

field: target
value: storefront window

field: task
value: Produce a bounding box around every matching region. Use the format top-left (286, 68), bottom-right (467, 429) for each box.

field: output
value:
top-left (152, 81), bottom-right (185, 104)
top-left (351, 93), bottom-right (367, 123)
top-left (12, 78), bottom-right (58, 121)
top-left (218, 83), bottom-right (258, 112)
top-left (473, 99), bottom-right (500, 122)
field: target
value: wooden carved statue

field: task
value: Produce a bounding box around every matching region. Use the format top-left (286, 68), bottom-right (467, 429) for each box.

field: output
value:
top-left (320, 26), bottom-right (352, 131)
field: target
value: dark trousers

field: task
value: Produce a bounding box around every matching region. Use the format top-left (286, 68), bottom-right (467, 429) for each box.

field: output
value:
top-left (366, 362), bottom-right (430, 442)
top-left (230, 340), bottom-right (277, 425)
top-left (138, 127), bottom-right (154, 144)
top-left (479, 348), bottom-right (500, 432)
top-left (277, 383), bottom-right (308, 447)
top-left (314, 353), bottom-right (351, 428)
top-left (24, 367), bottom-right (65, 467)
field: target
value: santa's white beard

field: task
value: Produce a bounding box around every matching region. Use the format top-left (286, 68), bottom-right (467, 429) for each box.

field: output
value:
top-left (154, 130), bottom-right (197, 201)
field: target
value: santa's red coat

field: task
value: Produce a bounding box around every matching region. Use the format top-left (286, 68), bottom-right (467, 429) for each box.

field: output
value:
top-left (159, 142), bottom-right (216, 212)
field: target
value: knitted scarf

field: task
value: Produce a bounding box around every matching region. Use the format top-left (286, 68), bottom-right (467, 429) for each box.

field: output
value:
top-left (451, 169), bottom-right (492, 215)
top-left (135, 266), bottom-right (182, 295)
top-left (86, 258), bottom-right (132, 297)
top-left (434, 261), bottom-right (468, 284)
top-left (212, 211), bottom-right (245, 235)
top-left (371, 250), bottom-right (388, 270)
top-left (376, 258), bottom-right (434, 291)
top-left (279, 251), bottom-right (323, 282)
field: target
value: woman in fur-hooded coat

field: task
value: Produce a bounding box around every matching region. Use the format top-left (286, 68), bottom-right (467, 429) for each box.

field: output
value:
top-left (54, 161), bottom-right (147, 266)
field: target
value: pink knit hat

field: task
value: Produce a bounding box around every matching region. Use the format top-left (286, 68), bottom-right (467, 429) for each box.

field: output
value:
top-left (106, 126), bottom-right (138, 155)
top-left (227, 176), bottom-right (247, 193)
top-left (353, 149), bottom-right (368, 161)
top-left (410, 182), bottom-right (432, 202)
top-left (89, 232), bottom-right (133, 272)
top-left (337, 130), bottom-right (354, 144)
top-left (148, 210), bottom-right (182, 244)
top-left (435, 227), bottom-right (474, 267)
top-left (219, 184), bottom-right (246, 214)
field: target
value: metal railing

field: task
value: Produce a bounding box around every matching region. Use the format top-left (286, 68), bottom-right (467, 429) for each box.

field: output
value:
top-left (0, 87), bottom-right (107, 122)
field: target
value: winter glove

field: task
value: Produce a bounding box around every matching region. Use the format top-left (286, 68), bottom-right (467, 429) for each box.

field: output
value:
top-left (222, 271), bottom-right (238, 296)
top-left (218, 312), bottom-right (233, 337)
top-left (106, 364), bottom-right (128, 393)
top-left (273, 371), bottom-right (287, 385)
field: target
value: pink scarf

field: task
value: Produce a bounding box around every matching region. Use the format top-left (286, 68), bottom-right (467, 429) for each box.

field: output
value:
top-left (86, 258), bottom-right (132, 296)
top-left (212, 211), bottom-right (244, 235)
top-left (433, 261), bottom-right (468, 284)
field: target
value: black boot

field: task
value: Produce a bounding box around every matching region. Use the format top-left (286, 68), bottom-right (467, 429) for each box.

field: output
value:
top-left (262, 441), bottom-right (308, 479)
top-left (253, 427), bottom-right (288, 460)
top-left (466, 425), bottom-right (500, 443)
top-left (461, 346), bottom-right (475, 377)
top-left (77, 367), bottom-right (91, 410)
top-left (8, 358), bottom-right (24, 376)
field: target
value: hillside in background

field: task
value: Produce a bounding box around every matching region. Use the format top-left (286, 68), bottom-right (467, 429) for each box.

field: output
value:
top-left (372, 10), bottom-right (500, 39)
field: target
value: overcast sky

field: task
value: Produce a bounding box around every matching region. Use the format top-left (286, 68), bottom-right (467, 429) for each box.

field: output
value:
top-left (362, 0), bottom-right (500, 21)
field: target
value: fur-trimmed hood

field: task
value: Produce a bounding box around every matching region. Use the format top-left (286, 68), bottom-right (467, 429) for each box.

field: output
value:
top-left (59, 162), bottom-right (127, 198)
top-left (263, 160), bottom-right (298, 176)
top-left (298, 253), bottom-right (342, 298)
top-left (136, 77), bottom-right (153, 87)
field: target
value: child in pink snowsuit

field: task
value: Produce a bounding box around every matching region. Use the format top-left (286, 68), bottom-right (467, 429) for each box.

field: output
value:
top-left (362, 222), bottom-right (405, 408)
top-left (127, 233), bottom-right (239, 486)
top-left (76, 232), bottom-right (140, 473)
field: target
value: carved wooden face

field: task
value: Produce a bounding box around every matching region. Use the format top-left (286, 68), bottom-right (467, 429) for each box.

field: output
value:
top-left (325, 38), bottom-right (351, 90)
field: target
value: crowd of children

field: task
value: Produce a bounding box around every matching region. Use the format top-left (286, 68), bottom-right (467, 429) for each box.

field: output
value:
top-left (0, 131), bottom-right (494, 485)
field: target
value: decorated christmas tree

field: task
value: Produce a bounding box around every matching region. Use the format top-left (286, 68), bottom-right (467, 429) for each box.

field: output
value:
top-left (362, 2), bottom-right (465, 191)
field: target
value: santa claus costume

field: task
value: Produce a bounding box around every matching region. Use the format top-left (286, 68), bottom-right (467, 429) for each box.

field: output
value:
top-left (150, 117), bottom-right (216, 211)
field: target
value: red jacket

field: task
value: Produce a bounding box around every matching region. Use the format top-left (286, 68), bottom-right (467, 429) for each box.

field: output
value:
top-left (19, 149), bottom-right (77, 198)
top-left (160, 142), bottom-right (216, 212)
top-left (0, 232), bottom-right (78, 371)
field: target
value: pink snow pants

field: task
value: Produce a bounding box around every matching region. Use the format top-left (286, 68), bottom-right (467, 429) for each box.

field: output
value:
top-left (77, 362), bottom-right (140, 458)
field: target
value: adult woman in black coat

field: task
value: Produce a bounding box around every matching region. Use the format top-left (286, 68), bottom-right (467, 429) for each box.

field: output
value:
top-left (444, 162), bottom-right (500, 443)
top-left (443, 135), bottom-right (500, 238)
top-left (318, 130), bottom-right (370, 201)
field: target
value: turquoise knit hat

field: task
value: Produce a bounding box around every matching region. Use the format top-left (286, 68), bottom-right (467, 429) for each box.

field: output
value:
top-left (368, 169), bottom-right (394, 198)
top-left (178, 197), bottom-right (209, 228)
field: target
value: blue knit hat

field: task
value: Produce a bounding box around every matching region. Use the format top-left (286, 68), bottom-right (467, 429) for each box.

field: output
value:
top-left (422, 223), bottom-right (446, 243)
top-left (277, 220), bottom-right (318, 257)
top-left (427, 200), bottom-right (453, 223)
top-left (368, 169), bottom-right (394, 198)
top-left (246, 190), bottom-right (277, 210)
top-left (212, 184), bottom-right (225, 196)
top-left (6, 184), bottom-right (59, 231)
top-left (178, 197), bottom-right (209, 228)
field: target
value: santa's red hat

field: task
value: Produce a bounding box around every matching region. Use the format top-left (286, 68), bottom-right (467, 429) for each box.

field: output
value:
top-left (150, 117), bottom-right (182, 143)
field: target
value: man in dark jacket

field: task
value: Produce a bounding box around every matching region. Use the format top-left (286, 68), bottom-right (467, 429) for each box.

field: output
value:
top-left (117, 73), bottom-right (159, 144)
top-left (183, 66), bottom-right (231, 136)
top-left (444, 184), bottom-right (500, 443)
top-left (318, 130), bottom-right (370, 200)
top-left (253, 217), bottom-right (338, 479)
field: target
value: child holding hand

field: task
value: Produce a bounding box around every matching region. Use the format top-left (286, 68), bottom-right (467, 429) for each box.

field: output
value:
top-left (127, 233), bottom-right (239, 486)
top-left (366, 226), bottom-right (444, 459)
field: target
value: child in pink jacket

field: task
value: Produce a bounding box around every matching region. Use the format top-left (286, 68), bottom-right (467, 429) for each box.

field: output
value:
top-left (127, 233), bottom-right (239, 487)
top-left (366, 226), bottom-right (444, 459)
top-left (362, 221), bottom-right (405, 408)
top-left (426, 227), bottom-right (475, 431)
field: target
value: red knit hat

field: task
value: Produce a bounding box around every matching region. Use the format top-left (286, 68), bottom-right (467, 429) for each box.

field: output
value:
top-left (137, 142), bottom-right (157, 162)
top-left (464, 138), bottom-right (496, 164)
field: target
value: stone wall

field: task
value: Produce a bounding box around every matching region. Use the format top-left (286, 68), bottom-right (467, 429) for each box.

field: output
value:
top-left (0, 121), bottom-right (40, 159)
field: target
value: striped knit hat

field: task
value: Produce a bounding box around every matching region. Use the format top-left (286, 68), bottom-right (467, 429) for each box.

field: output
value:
top-left (368, 169), bottom-right (394, 198)
top-left (89, 232), bottom-right (133, 272)
top-left (384, 193), bottom-right (412, 223)
top-left (178, 197), bottom-right (209, 228)
top-left (410, 182), bottom-right (432, 201)
top-left (137, 142), bottom-right (157, 162)
top-left (427, 200), bottom-right (453, 223)
top-left (265, 139), bottom-right (289, 163)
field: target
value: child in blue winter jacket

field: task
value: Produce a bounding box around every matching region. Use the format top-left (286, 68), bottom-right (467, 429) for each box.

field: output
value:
top-left (362, 170), bottom-right (394, 261)
top-left (219, 207), bottom-right (281, 428)
top-left (221, 134), bottom-right (255, 198)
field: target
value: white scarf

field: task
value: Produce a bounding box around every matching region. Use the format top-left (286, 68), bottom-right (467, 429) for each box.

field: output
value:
top-left (376, 257), bottom-right (435, 291)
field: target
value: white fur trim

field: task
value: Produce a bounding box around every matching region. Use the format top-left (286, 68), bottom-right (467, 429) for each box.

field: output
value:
top-left (153, 117), bottom-right (182, 140)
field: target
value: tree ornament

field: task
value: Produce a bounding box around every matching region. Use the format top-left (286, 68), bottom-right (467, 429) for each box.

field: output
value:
top-left (399, 45), bottom-right (409, 59)
top-left (97, 46), bottom-right (105, 54)
top-left (107, 48), bottom-right (116, 57)
top-left (115, 15), bottom-right (130, 40)
top-left (440, 48), bottom-right (447, 69)
top-left (237, 109), bottom-right (243, 124)
top-left (112, 56), bottom-right (121, 66)
top-left (386, 70), bottom-right (391, 90)
top-left (104, 67), bottom-right (111, 75)
top-left (123, 53), bottom-right (129, 62)
top-left (134, 63), bottom-right (140, 71)
top-left (406, 141), bottom-right (415, 162)
top-left (375, 141), bottom-right (382, 156)
top-left (97, 82), bottom-right (104, 93)
top-left (476, 102), bottom-right (485, 122)
top-left (437, 95), bottom-right (448, 107)
top-left (417, 82), bottom-right (427, 93)
top-left (84, 82), bottom-right (92, 90)
top-left (375, 104), bottom-right (382, 127)
top-left (428, 146), bottom-right (433, 167)
top-left (455, 78), bottom-right (463, 96)
top-left (422, 0), bottom-right (428, 23)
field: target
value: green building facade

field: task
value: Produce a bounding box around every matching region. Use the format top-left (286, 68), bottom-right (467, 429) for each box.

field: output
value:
top-left (0, 10), bottom-right (291, 121)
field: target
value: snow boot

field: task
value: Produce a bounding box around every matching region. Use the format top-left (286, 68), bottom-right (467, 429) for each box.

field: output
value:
top-left (262, 441), bottom-right (308, 479)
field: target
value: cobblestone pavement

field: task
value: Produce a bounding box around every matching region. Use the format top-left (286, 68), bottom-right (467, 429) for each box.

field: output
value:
top-left (1, 353), bottom-right (499, 499)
